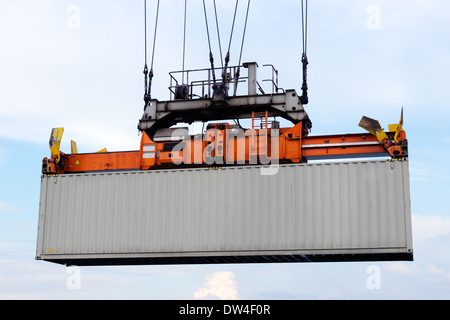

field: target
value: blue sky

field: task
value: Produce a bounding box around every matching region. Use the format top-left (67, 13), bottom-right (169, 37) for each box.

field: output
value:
top-left (1, 0), bottom-right (450, 299)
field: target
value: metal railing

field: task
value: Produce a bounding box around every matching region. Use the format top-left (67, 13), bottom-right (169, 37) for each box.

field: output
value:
top-left (168, 64), bottom-right (283, 101)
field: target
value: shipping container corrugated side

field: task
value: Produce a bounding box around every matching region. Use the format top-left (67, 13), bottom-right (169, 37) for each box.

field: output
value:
top-left (36, 160), bottom-right (413, 266)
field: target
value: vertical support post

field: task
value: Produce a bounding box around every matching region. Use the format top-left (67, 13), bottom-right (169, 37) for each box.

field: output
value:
top-left (244, 62), bottom-right (258, 98)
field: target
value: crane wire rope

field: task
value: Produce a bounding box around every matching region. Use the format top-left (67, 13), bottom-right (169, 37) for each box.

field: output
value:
top-left (202, 0), bottom-right (217, 85)
top-left (234, 0), bottom-right (251, 96)
top-left (182, 0), bottom-right (187, 84)
top-left (226, 0), bottom-right (239, 57)
top-left (202, 0), bottom-right (251, 90)
top-left (143, 0), bottom-right (149, 104)
top-left (143, 0), bottom-right (160, 103)
top-left (238, 0), bottom-right (250, 68)
top-left (301, 0), bottom-right (307, 56)
top-left (213, 0), bottom-right (224, 69)
top-left (222, 0), bottom-right (239, 84)
top-left (300, 0), bottom-right (309, 104)
top-left (150, 0), bottom-right (160, 76)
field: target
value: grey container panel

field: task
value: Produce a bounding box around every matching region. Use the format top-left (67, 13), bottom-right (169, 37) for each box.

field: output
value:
top-left (36, 160), bottom-right (413, 265)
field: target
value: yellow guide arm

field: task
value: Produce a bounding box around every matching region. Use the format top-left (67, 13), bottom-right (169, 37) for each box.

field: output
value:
top-left (388, 107), bottom-right (404, 143)
top-left (49, 128), bottom-right (64, 164)
top-left (358, 117), bottom-right (389, 143)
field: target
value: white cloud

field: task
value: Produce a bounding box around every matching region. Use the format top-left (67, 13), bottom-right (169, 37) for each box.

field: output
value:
top-left (412, 214), bottom-right (450, 243)
top-left (408, 160), bottom-right (434, 182)
top-left (384, 262), bottom-right (450, 284)
top-left (0, 146), bottom-right (5, 166)
top-left (425, 264), bottom-right (450, 281)
top-left (384, 261), bottom-right (418, 276)
top-left (0, 202), bottom-right (20, 214)
top-left (193, 271), bottom-right (238, 300)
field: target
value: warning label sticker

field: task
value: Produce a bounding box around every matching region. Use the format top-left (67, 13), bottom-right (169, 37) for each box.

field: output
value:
top-left (74, 159), bottom-right (81, 165)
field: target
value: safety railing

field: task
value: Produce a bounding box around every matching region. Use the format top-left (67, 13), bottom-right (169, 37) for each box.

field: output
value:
top-left (168, 64), bottom-right (283, 101)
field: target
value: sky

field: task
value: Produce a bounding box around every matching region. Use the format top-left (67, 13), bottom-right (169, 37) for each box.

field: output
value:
top-left (1, 0), bottom-right (450, 300)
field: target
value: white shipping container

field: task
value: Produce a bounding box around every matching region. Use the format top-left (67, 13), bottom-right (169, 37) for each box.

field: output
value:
top-left (36, 160), bottom-right (413, 266)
